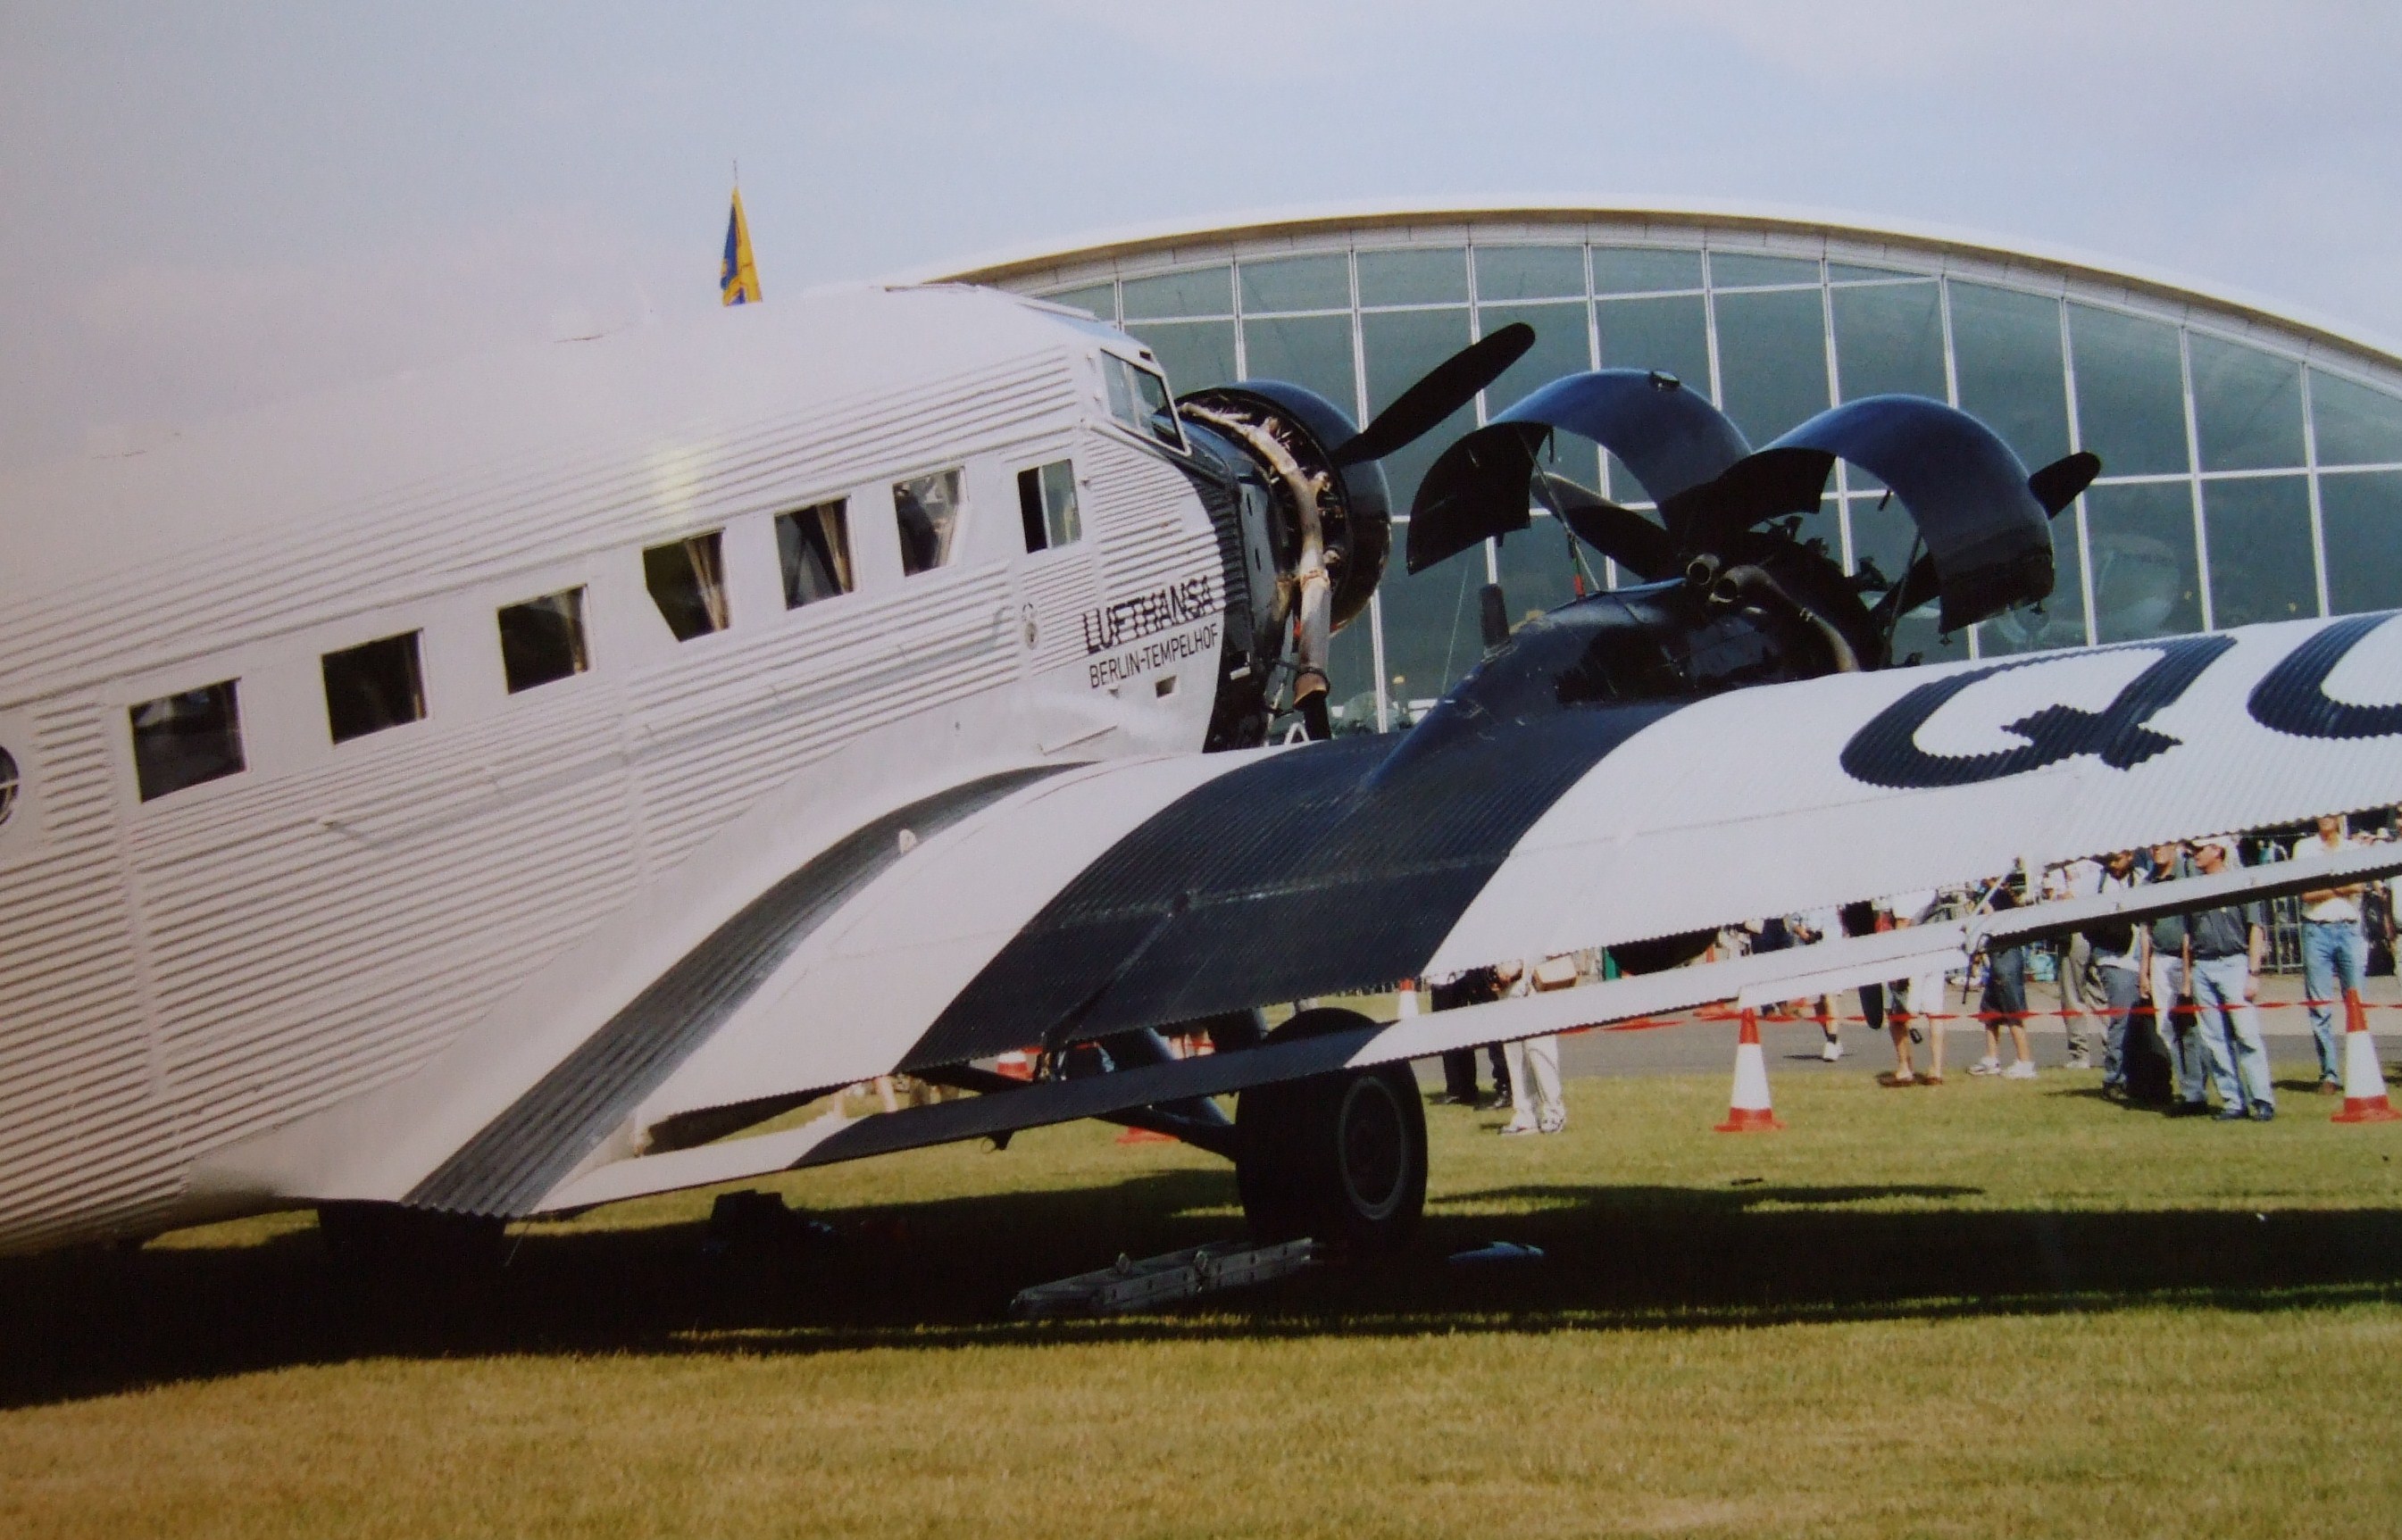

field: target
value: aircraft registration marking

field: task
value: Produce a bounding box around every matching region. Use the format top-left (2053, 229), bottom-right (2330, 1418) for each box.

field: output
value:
top-left (1088, 617), bottom-right (1218, 689)
top-left (1079, 575), bottom-right (1218, 656)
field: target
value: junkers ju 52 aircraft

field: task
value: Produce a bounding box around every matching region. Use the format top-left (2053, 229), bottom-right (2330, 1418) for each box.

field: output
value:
top-left (5, 279), bottom-right (2402, 1261)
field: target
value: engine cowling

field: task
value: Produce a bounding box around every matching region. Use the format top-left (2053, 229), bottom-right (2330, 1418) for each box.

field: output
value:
top-left (1175, 383), bottom-right (1390, 750)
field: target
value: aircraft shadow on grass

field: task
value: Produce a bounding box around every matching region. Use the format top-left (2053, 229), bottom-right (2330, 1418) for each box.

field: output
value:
top-left (2, 1170), bottom-right (2397, 1410)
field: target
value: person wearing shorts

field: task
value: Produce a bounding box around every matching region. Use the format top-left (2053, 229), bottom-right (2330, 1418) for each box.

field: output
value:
top-left (1878, 890), bottom-right (1948, 1085)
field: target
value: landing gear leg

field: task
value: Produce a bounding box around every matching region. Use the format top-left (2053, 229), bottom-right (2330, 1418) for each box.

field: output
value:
top-left (1234, 1009), bottom-right (1427, 1252)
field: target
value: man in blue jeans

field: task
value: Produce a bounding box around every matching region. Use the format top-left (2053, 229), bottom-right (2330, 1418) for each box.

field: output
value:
top-left (2184, 837), bottom-right (2277, 1122)
top-left (2296, 812), bottom-right (2367, 1096)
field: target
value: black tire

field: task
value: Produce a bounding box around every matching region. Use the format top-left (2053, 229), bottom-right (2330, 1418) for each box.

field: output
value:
top-left (1235, 1010), bottom-right (1428, 1253)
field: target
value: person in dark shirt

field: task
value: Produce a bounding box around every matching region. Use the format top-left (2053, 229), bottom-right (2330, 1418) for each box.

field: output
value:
top-left (2184, 837), bottom-right (2276, 1121)
top-left (1431, 967), bottom-right (1511, 1108)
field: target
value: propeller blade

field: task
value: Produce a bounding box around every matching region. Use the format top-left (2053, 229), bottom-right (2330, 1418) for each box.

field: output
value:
top-left (1732, 395), bottom-right (2056, 634)
top-left (2028, 451), bottom-right (2101, 515)
top-left (1330, 322), bottom-right (1535, 467)
top-left (1405, 421), bottom-right (1542, 573)
top-left (1537, 473), bottom-right (1679, 582)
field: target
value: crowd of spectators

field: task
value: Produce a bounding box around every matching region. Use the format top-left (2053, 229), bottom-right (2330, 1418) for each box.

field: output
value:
top-left (1422, 809), bottom-right (2398, 1135)
top-left (1761, 809), bottom-right (2398, 1120)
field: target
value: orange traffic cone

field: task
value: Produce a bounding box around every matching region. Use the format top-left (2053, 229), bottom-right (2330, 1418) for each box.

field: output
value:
top-left (1397, 978), bottom-right (1420, 1019)
top-left (2331, 988), bottom-right (2400, 1124)
top-left (1714, 1008), bottom-right (1786, 1132)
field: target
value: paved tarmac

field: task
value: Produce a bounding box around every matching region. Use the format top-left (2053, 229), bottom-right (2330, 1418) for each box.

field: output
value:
top-left (1415, 971), bottom-right (2402, 1082)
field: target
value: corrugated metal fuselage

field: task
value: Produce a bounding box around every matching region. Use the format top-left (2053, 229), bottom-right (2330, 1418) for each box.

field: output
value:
top-left (0, 287), bottom-right (1225, 1253)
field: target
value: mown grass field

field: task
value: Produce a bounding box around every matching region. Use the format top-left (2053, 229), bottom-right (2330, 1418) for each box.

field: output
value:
top-left (4, 1063), bottom-right (2401, 1538)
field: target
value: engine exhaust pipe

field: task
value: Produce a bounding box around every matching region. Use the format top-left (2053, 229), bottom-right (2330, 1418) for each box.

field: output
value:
top-left (1709, 563), bottom-right (1862, 672)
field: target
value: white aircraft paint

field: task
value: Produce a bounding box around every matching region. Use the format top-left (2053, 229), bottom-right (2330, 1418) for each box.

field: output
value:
top-left (0, 284), bottom-right (1222, 1252)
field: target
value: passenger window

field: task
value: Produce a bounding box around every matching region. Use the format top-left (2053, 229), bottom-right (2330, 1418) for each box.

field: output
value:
top-left (0, 745), bottom-right (16, 827)
top-left (643, 530), bottom-right (730, 641)
top-left (1103, 354), bottom-right (1185, 451)
top-left (777, 499), bottom-right (854, 608)
top-left (322, 631), bottom-right (427, 744)
top-left (129, 681), bottom-right (245, 802)
top-left (1016, 461), bottom-right (1081, 553)
top-left (496, 587), bottom-right (589, 693)
top-left (894, 469), bottom-right (963, 576)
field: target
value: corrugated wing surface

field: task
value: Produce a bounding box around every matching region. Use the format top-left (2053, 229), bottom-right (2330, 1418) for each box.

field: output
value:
top-left (904, 703), bottom-right (1681, 1069)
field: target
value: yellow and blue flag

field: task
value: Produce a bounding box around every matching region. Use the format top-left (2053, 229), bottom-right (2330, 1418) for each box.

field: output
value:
top-left (721, 187), bottom-right (761, 305)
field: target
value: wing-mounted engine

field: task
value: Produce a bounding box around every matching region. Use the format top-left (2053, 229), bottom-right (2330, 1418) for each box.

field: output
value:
top-left (1172, 324), bottom-right (1539, 748)
top-left (1410, 369), bottom-right (2101, 672)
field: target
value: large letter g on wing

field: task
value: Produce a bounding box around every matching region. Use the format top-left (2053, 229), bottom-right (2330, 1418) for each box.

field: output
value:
top-left (1841, 635), bottom-right (2235, 790)
top-left (2248, 612), bottom-right (2402, 739)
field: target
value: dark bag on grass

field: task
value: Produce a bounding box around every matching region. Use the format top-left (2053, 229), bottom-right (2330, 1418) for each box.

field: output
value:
top-left (2121, 1001), bottom-right (2174, 1106)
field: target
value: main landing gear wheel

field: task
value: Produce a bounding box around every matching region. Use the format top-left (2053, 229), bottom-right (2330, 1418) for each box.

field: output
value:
top-left (1235, 1008), bottom-right (1427, 1253)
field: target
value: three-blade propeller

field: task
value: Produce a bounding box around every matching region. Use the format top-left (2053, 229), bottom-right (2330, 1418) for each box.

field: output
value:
top-left (1410, 352), bottom-right (2105, 640)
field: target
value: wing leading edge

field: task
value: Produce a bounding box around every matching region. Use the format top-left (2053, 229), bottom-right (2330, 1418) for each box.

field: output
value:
top-left (876, 610), bottom-right (2402, 1067)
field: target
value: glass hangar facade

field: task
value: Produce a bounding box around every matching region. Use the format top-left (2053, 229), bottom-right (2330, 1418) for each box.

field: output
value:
top-left (939, 209), bottom-right (2402, 732)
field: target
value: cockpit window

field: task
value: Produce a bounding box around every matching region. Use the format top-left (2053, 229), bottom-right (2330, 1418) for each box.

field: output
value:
top-left (0, 746), bottom-right (16, 828)
top-left (322, 631), bottom-right (427, 743)
top-left (895, 469), bottom-right (963, 575)
top-left (643, 530), bottom-right (730, 641)
top-left (778, 499), bottom-right (854, 608)
top-left (1016, 460), bottom-right (1081, 553)
top-left (1129, 362), bottom-right (1184, 449)
top-left (1103, 353), bottom-right (1138, 426)
top-left (497, 587), bottom-right (590, 693)
top-left (1102, 354), bottom-right (1186, 451)
top-left (130, 681), bottom-right (246, 802)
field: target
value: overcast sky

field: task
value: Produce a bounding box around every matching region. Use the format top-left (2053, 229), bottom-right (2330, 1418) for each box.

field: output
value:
top-left (4, 1), bottom-right (2398, 469)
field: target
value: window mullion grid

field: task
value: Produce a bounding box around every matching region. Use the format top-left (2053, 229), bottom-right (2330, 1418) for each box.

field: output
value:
top-left (2179, 326), bottom-right (2213, 632)
top-left (1349, 248), bottom-right (1390, 734)
top-left (1229, 261), bottom-right (1247, 380)
top-left (2300, 365), bottom-right (2331, 617)
top-left (1819, 264), bottom-right (1856, 583)
top-left (2058, 296), bottom-right (2098, 645)
top-left (1583, 245), bottom-right (1613, 591)
top-left (1935, 275), bottom-right (1980, 658)
top-left (1368, 589), bottom-right (1389, 734)
top-left (1465, 248), bottom-right (1500, 586)
top-left (1700, 242), bottom-right (1725, 408)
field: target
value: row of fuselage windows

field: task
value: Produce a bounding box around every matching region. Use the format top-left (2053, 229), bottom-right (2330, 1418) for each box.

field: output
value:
top-left (125, 459), bottom-right (1086, 803)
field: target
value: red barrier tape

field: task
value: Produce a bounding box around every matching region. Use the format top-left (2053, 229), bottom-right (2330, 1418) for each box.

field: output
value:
top-left (1733, 1000), bottom-right (2402, 1026)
